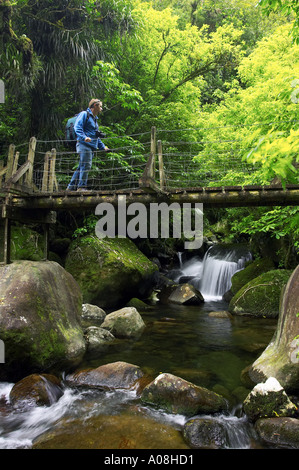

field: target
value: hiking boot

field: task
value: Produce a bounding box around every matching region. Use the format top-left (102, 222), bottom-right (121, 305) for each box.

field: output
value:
top-left (77, 187), bottom-right (89, 191)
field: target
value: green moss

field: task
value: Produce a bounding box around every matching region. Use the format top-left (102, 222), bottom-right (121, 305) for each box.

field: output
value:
top-left (229, 269), bottom-right (292, 318)
top-left (9, 226), bottom-right (44, 261)
top-left (65, 236), bottom-right (158, 307)
top-left (230, 258), bottom-right (275, 295)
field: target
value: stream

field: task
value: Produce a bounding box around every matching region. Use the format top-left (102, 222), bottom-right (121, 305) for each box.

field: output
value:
top-left (0, 245), bottom-right (278, 449)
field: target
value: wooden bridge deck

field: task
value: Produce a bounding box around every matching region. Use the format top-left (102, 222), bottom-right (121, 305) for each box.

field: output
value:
top-left (0, 134), bottom-right (298, 264)
top-left (3, 184), bottom-right (299, 210)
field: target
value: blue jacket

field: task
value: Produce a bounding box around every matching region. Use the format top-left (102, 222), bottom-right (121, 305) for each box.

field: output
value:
top-left (74, 108), bottom-right (106, 150)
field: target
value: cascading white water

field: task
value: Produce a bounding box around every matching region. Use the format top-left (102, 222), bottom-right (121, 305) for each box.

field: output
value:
top-left (178, 245), bottom-right (252, 301)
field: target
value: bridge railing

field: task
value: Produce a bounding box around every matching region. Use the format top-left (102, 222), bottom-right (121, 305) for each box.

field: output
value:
top-left (0, 137), bottom-right (37, 194)
top-left (0, 136), bottom-right (149, 194)
top-left (139, 126), bottom-right (259, 192)
top-left (0, 126), bottom-right (278, 194)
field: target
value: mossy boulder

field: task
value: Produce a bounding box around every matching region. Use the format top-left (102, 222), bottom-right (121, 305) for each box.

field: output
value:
top-left (244, 265), bottom-right (299, 391)
top-left (0, 261), bottom-right (86, 381)
top-left (126, 297), bottom-right (153, 311)
top-left (230, 258), bottom-right (275, 295)
top-left (183, 417), bottom-right (228, 449)
top-left (65, 236), bottom-right (158, 309)
top-left (243, 377), bottom-right (297, 422)
top-left (229, 269), bottom-right (292, 318)
top-left (141, 373), bottom-right (227, 416)
top-left (255, 418), bottom-right (299, 448)
top-left (100, 307), bottom-right (145, 338)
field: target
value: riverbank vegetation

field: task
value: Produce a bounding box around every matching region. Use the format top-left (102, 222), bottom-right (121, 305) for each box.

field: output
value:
top-left (0, 0), bottom-right (298, 262)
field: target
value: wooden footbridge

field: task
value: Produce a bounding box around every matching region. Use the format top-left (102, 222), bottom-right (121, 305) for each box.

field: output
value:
top-left (1, 130), bottom-right (299, 263)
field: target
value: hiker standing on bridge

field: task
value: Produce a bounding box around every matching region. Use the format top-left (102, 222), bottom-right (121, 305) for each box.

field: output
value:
top-left (67, 99), bottom-right (109, 191)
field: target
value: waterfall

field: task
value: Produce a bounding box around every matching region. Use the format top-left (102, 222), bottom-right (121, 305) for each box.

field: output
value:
top-left (177, 245), bottom-right (252, 301)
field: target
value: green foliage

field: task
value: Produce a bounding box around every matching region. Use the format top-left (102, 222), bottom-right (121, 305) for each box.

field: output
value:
top-left (258, 0), bottom-right (299, 43)
top-left (72, 215), bottom-right (97, 239)
top-left (193, 23), bottom-right (299, 187)
top-left (92, 61), bottom-right (143, 111)
top-left (230, 206), bottom-right (299, 249)
top-left (246, 128), bottom-right (299, 186)
top-left (1, 0), bottom-right (298, 257)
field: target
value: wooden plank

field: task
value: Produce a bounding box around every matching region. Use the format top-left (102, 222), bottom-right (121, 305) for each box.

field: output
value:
top-left (5, 144), bottom-right (15, 182)
top-left (157, 140), bottom-right (166, 190)
top-left (12, 151), bottom-right (20, 175)
top-left (42, 151), bottom-right (50, 192)
top-left (9, 186), bottom-right (299, 210)
top-left (0, 167), bottom-right (7, 177)
top-left (5, 161), bottom-right (30, 184)
top-left (48, 148), bottom-right (56, 192)
top-left (25, 137), bottom-right (37, 187)
top-left (139, 152), bottom-right (156, 186)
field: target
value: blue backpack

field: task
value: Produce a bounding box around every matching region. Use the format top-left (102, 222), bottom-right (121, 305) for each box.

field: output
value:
top-left (65, 112), bottom-right (91, 149)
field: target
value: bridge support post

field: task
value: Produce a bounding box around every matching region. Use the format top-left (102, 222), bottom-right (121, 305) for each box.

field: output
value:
top-left (0, 217), bottom-right (11, 265)
top-left (25, 137), bottom-right (37, 188)
top-left (5, 144), bottom-right (15, 183)
top-left (157, 139), bottom-right (166, 190)
top-left (0, 204), bottom-right (56, 264)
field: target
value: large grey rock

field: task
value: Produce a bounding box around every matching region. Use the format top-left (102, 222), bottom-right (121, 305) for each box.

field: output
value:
top-left (65, 361), bottom-right (144, 391)
top-left (243, 265), bottom-right (299, 391)
top-left (158, 283), bottom-right (204, 305)
top-left (81, 304), bottom-right (106, 326)
top-left (0, 261), bottom-right (86, 381)
top-left (100, 307), bottom-right (145, 338)
top-left (183, 417), bottom-right (228, 449)
top-left (84, 326), bottom-right (115, 354)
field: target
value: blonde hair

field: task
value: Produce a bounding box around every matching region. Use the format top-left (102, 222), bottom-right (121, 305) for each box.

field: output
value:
top-left (89, 99), bottom-right (102, 108)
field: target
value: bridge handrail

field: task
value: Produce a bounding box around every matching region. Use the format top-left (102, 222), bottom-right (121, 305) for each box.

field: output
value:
top-left (0, 124), bottom-right (298, 194)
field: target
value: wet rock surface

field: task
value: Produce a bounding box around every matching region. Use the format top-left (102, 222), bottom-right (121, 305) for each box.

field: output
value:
top-left (65, 361), bottom-right (144, 391)
top-left (243, 377), bottom-right (297, 422)
top-left (81, 304), bottom-right (106, 326)
top-left (255, 417), bottom-right (299, 448)
top-left (33, 412), bottom-right (189, 449)
top-left (9, 374), bottom-right (63, 408)
top-left (183, 417), bottom-right (228, 449)
top-left (158, 283), bottom-right (204, 305)
top-left (141, 372), bottom-right (227, 416)
top-left (84, 326), bottom-right (115, 354)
